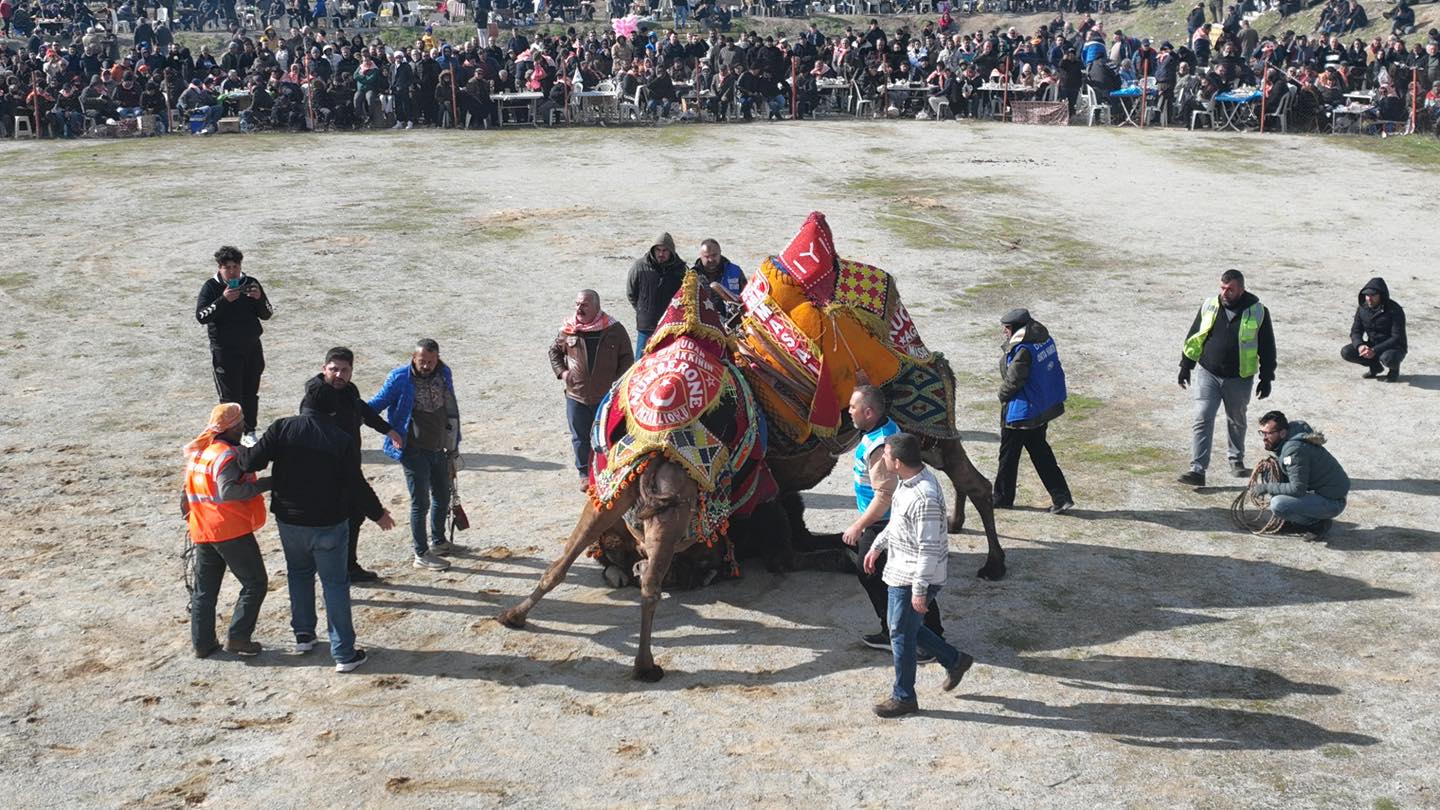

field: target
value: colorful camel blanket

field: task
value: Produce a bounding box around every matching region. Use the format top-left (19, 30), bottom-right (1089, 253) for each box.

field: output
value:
top-left (589, 272), bottom-right (776, 546)
top-left (736, 211), bottom-right (953, 443)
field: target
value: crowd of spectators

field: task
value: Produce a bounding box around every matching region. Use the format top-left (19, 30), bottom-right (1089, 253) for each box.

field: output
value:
top-left (2, 0), bottom-right (1437, 137)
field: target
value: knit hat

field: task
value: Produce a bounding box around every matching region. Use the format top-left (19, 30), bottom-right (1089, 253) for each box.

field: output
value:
top-left (1000, 308), bottom-right (1032, 327)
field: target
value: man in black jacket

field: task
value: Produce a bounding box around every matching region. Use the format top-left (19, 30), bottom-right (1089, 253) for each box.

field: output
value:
top-left (239, 382), bottom-right (393, 672)
top-left (1341, 277), bottom-right (1406, 381)
top-left (1177, 269), bottom-right (1277, 486)
top-left (195, 245), bottom-right (273, 444)
top-left (304, 347), bottom-right (402, 581)
top-left (625, 232), bottom-right (687, 356)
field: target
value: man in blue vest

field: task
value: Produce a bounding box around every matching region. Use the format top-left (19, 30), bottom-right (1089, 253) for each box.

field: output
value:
top-left (842, 385), bottom-right (945, 656)
top-left (994, 309), bottom-right (1073, 514)
top-left (693, 238), bottom-right (747, 321)
top-left (1178, 270), bottom-right (1277, 487)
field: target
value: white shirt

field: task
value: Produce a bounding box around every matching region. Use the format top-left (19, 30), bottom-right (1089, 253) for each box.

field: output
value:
top-left (873, 467), bottom-right (949, 597)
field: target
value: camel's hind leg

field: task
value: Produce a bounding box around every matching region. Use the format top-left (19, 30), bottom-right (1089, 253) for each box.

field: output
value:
top-left (936, 436), bottom-right (1006, 581)
top-left (497, 486), bottom-right (639, 629)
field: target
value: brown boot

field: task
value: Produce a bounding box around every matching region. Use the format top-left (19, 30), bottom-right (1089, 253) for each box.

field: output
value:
top-left (224, 638), bottom-right (262, 657)
top-left (942, 652), bottom-right (975, 691)
top-left (873, 697), bottom-right (919, 718)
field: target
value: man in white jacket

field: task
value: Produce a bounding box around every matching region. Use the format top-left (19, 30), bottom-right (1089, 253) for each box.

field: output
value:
top-left (864, 432), bottom-right (976, 718)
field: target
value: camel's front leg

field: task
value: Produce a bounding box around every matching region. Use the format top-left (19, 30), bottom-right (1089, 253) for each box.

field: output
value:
top-left (498, 486), bottom-right (638, 629)
top-left (632, 529), bottom-right (681, 683)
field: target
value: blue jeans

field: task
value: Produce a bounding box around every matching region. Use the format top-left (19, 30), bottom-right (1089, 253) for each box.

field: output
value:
top-left (566, 398), bottom-right (598, 477)
top-left (1270, 493), bottom-right (1346, 526)
top-left (400, 446), bottom-right (451, 556)
top-left (888, 584), bottom-right (962, 703)
top-left (276, 520), bottom-right (355, 663)
top-left (674, 4), bottom-right (689, 26)
top-left (635, 329), bottom-right (652, 356)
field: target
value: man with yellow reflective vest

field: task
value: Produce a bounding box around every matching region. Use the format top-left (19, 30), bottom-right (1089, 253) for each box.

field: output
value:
top-left (1177, 269), bottom-right (1277, 487)
top-left (181, 403), bottom-right (271, 659)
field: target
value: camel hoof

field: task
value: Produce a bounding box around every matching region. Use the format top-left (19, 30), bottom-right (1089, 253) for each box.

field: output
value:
top-left (602, 564), bottom-right (634, 589)
top-left (633, 663), bottom-right (665, 682)
top-left (976, 557), bottom-right (1007, 581)
top-left (948, 517), bottom-right (966, 535)
top-left (496, 609), bottom-right (527, 629)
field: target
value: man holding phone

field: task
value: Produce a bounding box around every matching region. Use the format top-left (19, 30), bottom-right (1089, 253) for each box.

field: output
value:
top-left (196, 245), bottom-right (273, 446)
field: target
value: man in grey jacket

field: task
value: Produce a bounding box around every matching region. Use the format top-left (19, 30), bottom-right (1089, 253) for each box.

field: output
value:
top-left (1253, 410), bottom-right (1350, 541)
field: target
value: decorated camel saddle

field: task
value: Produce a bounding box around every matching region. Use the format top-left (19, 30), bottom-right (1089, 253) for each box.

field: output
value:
top-left (734, 211), bottom-right (959, 452)
top-left (589, 272), bottom-right (777, 562)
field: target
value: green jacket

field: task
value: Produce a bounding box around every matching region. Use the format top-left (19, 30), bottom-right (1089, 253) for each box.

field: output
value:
top-left (1262, 421), bottom-right (1350, 502)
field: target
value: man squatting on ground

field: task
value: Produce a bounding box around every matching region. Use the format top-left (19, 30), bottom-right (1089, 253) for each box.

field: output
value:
top-left (550, 289), bottom-right (633, 491)
top-left (182, 403), bottom-right (270, 659)
top-left (239, 381), bottom-right (390, 672)
top-left (864, 432), bottom-right (975, 718)
top-left (993, 308), bottom-right (1074, 515)
top-left (305, 347), bottom-right (402, 582)
top-left (626, 232), bottom-right (688, 357)
top-left (843, 385), bottom-right (946, 658)
top-left (1178, 269), bottom-right (1277, 487)
top-left (368, 339), bottom-right (462, 573)
top-left (195, 245), bottom-right (273, 444)
top-left (1340, 277), bottom-right (1407, 383)
top-left (1253, 411), bottom-right (1351, 541)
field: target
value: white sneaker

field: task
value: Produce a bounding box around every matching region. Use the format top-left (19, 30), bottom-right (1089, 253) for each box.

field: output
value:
top-left (413, 553), bottom-right (450, 571)
top-left (291, 633), bottom-right (317, 654)
top-left (240, 430), bottom-right (258, 447)
top-left (405, 121), bottom-right (413, 129)
top-left (390, 122), bottom-right (403, 129)
top-left (335, 649), bottom-right (368, 673)
top-left (429, 540), bottom-right (460, 555)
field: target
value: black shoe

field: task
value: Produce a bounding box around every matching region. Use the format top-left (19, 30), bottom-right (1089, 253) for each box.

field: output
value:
top-left (873, 697), bottom-right (920, 718)
top-left (1048, 499), bottom-right (1074, 515)
top-left (1362, 367), bottom-right (1382, 379)
top-left (916, 649), bottom-right (937, 665)
top-left (335, 649), bottom-right (368, 673)
top-left (861, 631), bottom-right (891, 651)
top-left (1230, 461), bottom-right (1249, 478)
top-left (1383, 370), bottom-right (1400, 382)
top-left (1178, 470), bottom-right (1206, 487)
top-left (942, 652), bottom-right (975, 691)
top-left (194, 641), bottom-right (221, 659)
top-left (1301, 519), bottom-right (1334, 542)
top-left (348, 566), bottom-right (379, 583)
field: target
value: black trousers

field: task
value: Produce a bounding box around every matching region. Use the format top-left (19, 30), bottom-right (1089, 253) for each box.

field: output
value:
top-left (211, 341), bottom-right (265, 432)
top-left (1340, 342), bottom-right (1404, 373)
top-left (854, 522), bottom-right (945, 638)
top-left (348, 509), bottom-right (365, 572)
top-left (993, 422), bottom-right (1071, 508)
top-left (190, 532), bottom-right (268, 652)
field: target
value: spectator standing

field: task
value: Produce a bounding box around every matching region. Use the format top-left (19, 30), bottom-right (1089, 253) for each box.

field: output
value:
top-left (1178, 269), bottom-right (1276, 486)
top-left (368, 339), bottom-right (462, 572)
top-left (182, 403), bottom-right (270, 659)
top-left (1341, 277), bottom-right (1406, 381)
top-left (863, 432), bottom-right (975, 718)
top-left (239, 383), bottom-right (386, 672)
top-left (195, 245), bottom-right (273, 445)
top-left (993, 309), bottom-right (1074, 514)
top-left (625, 232), bottom-right (687, 356)
top-left (549, 290), bottom-right (633, 489)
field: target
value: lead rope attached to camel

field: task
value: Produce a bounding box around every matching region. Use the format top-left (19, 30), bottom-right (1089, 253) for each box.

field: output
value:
top-left (1230, 456), bottom-right (1288, 535)
top-left (181, 531), bottom-right (197, 613)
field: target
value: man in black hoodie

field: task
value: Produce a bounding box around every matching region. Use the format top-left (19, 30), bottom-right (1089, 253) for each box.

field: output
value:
top-left (195, 245), bottom-right (273, 444)
top-left (1177, 269), bottom-right (1277, 486)
top-left (303, 347), bottom-right (402, 581)
top-left (1341, 277), bottom-right (1406, 381)
top-left (625, 232), bottom-right (687, 356)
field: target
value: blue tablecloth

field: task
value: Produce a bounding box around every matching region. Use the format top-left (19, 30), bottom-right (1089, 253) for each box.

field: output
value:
top-left (1216, 90), bottom-right (1263, 104)
top-left (1110, 86), bottom-right (1157, 98)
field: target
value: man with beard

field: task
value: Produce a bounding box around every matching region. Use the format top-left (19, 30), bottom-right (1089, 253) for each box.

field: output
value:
top-left (548, 290), bottom-right (633, 489)
top-left (303, 348), bottom-right (401, 581)
top-left (625, 232), bottom-right (687, 355)
top-left (691, 237), bottom-right (746, 318)
top-left (1252, 411), bottom-right (1349, 541)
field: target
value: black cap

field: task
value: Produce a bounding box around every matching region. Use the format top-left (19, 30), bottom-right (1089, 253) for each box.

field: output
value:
top-left (1001, 308), bottom-right (1032, 327)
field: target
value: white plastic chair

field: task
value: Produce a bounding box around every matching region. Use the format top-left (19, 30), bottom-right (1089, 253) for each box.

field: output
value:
top-left (1190, 99), bottom-right (1215, 130)
top-left (1084, 85), bottom-right (1110, 126)
top-left (1264, 87), bottom-right (1294, 133)
top-left (852, 81), bottom-right (875, 117)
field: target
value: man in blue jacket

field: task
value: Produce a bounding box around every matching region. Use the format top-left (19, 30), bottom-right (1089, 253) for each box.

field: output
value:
top-left (994, 309), bottom-right (1073, 514)
top-left (368, 339), bottom-right (461, 573)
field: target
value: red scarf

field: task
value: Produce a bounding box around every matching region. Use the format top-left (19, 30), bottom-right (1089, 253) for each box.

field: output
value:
top-left (562, 310), bottom-right (617, 335)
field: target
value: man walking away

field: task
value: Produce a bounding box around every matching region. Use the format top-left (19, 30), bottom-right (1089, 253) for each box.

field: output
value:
top-left (549, 290), bottom-right (633, 490)
top-left (368, 339), bottom-right (462, 572)
top-left (1253, 411), bottom-right (1350, 541)
top-left (1341, 277), bottom-right (1406, 382)
top-left (182, 403), bottom-right (269, 659)
top-left (994, 309), bottom-right (1074, 514)
top-left (626, 232), bottom-right (688, 356)
top-left (304, 347), bottom-right (402, 582)
top-left (1178, 269), bottom-right (1276, 486)
top-left (240, 383), bottom-right (390, 672)
top-left (196, 245), bottom-right (273, 444)
top-left (865, 433), bottom-right (975, 718)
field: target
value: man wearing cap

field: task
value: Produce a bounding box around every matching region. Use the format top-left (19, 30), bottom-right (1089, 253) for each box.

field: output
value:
top-left (1341, 278), bottom-right (1406, 382)
top-left (625, 233), bottom-right (687, 356)
top-left (994, 309), bottom-right (1073, 514)
top-left (181, 403), bottom-right (271, 659)
top-left (1178, 269), bottom-right (1277, 486)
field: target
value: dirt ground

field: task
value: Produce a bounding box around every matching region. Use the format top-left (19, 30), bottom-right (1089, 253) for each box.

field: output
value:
top-left (0, 122), bottom-right (1436, 808)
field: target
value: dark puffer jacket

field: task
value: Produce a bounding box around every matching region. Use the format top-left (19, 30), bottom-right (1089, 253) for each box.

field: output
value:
top-left (1261, 420), bottom-right (1350, 502)
top-left (626, 232), bottom-right (688, 332)
top-left (1349, 276), bottom-right (1406, 354)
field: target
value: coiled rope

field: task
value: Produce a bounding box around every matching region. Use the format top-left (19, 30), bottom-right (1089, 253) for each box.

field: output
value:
top-left (1230, 456), bottom-right (1289, 535)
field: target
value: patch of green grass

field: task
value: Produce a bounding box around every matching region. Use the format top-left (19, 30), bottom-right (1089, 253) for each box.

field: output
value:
top-left (1056, 441), bottom-right (1174, 475)
top-left (1064, 395), bottom-right (1103, 422)
top-left (1172, 137), bottom-right (1280, 175)
top-left (1038, 595), bottom-right (1065, 613)
top-left (467, 223), bottom-right (526, 241)
top-left (0, 272), bottom-right (35, 290)
top-left (1373, 799), bottom-right (1400, 810)
top-left (1320, 744), bottom-right (1356, 760)
top-left (1334, 136), bottom-right (1440, 173)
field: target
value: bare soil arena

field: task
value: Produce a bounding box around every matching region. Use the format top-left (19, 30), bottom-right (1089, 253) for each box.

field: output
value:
top-left (1, 123), bottom-right (1437, 808)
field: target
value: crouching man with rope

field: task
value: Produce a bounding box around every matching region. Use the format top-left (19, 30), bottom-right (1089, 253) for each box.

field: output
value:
top-left (1250, 410), bottom-right (1350, 541)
